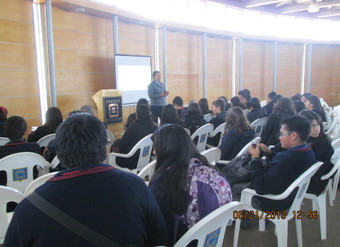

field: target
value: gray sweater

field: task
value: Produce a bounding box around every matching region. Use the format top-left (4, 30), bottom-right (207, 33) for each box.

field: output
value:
top-left (148, 80), bottom-right (166, 106)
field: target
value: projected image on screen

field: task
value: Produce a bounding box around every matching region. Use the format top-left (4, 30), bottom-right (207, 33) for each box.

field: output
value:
top-left (115, 55), bottom-right (152, 105)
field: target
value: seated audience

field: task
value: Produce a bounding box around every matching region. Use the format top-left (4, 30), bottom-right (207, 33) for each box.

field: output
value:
top-left (293, 100), bottom-right (306, 113)
top-left (184, 103), bottom-right (206, 135)
top-left (4, 113), bottom-right (167, 246)
top-left (218, 96), bottom-right (231, 111)
top-left (125, 98), bottom-right (150, 129)
top-left (0, 116), bottom-right (40, 185)
top-left (230, 96), bottom-right (246, 109)
top-left (149, 124), bottom-right (232, 246)
top-left (173, 96), bottom-right (187, 119)
top-left (219, 107), bottom-right (256, 161)
top-left (305, 95), bottom-right (327, 122)
top-left (0, 116), bottom-right (40, 159)
top-left (207, 99), bottom-right (226, 147)
top-left (291, 94), bottom-right (302, 101)
top-left (116, 104), bottom-right (158, 170)
top-left (299, 110), bottom-right (334, 195)
top-left (238, 90), bottom-right (251, 108)
top-left (28, 107), bottom-right (63, 142)
top-left (0, 106), bottom-right (7, 137)
top-left (249, 115), bottom-right (316, 211)
top-left (246, 97), bottom-right (267, 123)
top-left (160, 104), bottom-right (183, 126)
top-left (198, 98), bottom-right (212, 115)
top-left (263, 91), bottom-right (276, 114)
top-left (261, 97), bottom-right (296, 146)
top-left (301, 92), bottom-right (313, 103)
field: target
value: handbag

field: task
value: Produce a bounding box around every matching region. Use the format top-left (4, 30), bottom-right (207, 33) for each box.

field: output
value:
top-left (220, 153), bottom-right (252, 185)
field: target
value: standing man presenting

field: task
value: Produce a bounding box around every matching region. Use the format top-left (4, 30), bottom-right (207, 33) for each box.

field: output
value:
top-left (148, 71), bottom-right (169, 121)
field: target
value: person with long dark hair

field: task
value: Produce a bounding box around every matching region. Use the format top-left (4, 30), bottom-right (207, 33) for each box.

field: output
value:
top-left (246, 97), bottom-right (267, 123)
top-left (305, 95), bottom-right (327, 122)
top-left (28, 107), bottom-right (63, 142)
top-left (116, 104), bottom-right (158, 170)
top-left (184, 103), bottom-right (206, 135)
top-left (230, 96), bottom-right (246, 109)
top-left (149, 124), bottom-right (232, 246)
top-left (219, 106), bottom-right (256, 160)
top-left (299, 110), bottom-right (334, 195)
top-left (261, 97), bottom-right (296, 146)
top-left (0, 106), bottom-right (8, 137)
top-left (198, 98), bottom-right (212, 115)
top-left (160, 104), bottom-right (183, 126)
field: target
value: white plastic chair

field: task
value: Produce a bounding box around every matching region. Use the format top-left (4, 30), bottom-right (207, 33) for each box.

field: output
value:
top-left (174, 201), bottom-right (242, 247)
top-left (50, 155), bottom-right (60, 169)
top-left (305, 158), bottom-right (340, 240)
top-left (236, 161), bottom-right (323, 247)
top-left (190, 123), bottom-right (213, 153)
top-left (24, 171), bottom-right (58, 196)
top-left (251, 117), bottom-right (268, 137)
top-left (0, 152), bottom-right (48, 192)
top-left (260, 100), bottom-right (267, 107)
top-left (329, 150), bottom-right (340, 206)
top-left (106, 129), bottom-right (115, 143)
top-left (201, 148), bottom-right (221, 166)
top-left (37, 133), bottom-right (56, 147)
top-left (0, 185), bottom-right (25, 244)
top-left (137, 160), bottom-right (156, 182)
top-left (325, 116), bottom-right (339, 141)
top-left (331, 138), bottom-right (340, 151)
top-left (108, 134), bottom-right (153, 173)
top-left (207, 122), bottom-right (226, 148)
top-left (203, 113), bottom-right (213, 122)
top-left (0, 137), bottom-right (9, 146)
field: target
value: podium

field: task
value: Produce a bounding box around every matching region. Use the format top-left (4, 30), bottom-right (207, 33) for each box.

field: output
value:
top-left (92, 89), bottom-right (123, 124)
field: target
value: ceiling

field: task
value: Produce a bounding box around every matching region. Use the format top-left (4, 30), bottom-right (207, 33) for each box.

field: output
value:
top-left (210, 0), bottom-right (340, 19)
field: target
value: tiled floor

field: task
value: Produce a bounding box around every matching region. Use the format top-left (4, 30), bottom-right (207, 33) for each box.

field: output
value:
top-left (223, 188), bottom-right (340, 247)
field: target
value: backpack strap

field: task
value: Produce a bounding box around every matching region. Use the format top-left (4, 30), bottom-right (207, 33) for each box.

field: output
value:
top-left (27, 192), bottom-right (134, 247)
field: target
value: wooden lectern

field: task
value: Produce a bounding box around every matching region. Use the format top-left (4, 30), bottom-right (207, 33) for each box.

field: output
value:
top-left (92, 89), bottom-right (123, 124)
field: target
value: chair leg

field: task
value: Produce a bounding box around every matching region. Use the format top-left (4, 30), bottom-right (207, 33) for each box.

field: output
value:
top-left (295, 219), bottom-right (303, 247)
top-left (275, 221), bottom-right (288, 247)
top-left (328, 184), bottom-right (334, 207)
top-left (317, 196), bottom-right (327, 240)
top-left (233, 219), bottom-right (241, 247)
top-left (259, 218), bottom-right (265, 231)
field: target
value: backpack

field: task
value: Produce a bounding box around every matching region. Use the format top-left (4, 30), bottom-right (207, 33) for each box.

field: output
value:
top-left (220, 153), bottom-right (252, 185)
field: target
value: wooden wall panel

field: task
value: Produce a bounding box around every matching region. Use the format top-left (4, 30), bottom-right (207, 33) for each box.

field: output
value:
top-left (167, 31), bottom-right (201, 105)
top-left (206, 37), bottom-right (232, 103)
top-left (242, 40), bottom-right (273, 100)
top-left (0, 0), bottom-right (39, 134)
top-left (310, 45), bottom-right (340, 106)
top-left (276, 43), bottom-right (302, 98)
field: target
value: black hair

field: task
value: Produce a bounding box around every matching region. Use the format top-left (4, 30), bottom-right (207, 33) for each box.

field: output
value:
top-left (198, 98), bottom-right (211, 115)
top-left (161, 104), bottom-right (183, 126)
top-left (268, 91), bottom-right (277, 100)
top-left (55, 113), bottom-right (107, 169)
top-left (44, 107), bottom-right (63, 133)
top-left (291, 95), bottom-right (301, 101)
top-left (299, 109), bottom-right (329, 144)
top-left (230, 96), bottom-right (245, 109)
top-left (187, 103), bottom-right (202, 115)
top-left (136, 104), bottom-right (151, 120)
top-left (152, 71), bottom-right (160, 77)
top-left (273, 97), bottom-right (296, 115)
top-left (218, 96), bottom-right (228, 105)
top-left (150, 124), bottom-right (209, 216)
top-left (272, 94), bottom-right (283, 104)
top-left (4, 116), bottom-right (27, 141)
top-left (306, 95), bottom-right (324, 112)
top-left (212, 99), bottom-right (226, 112)
top-left (137, 98), bottom-right (149, 106)
top-left (281, 115), bottom-right (310, 142)
top-left (249, 97), bottom-right (261, 109)
top-left (68, 110), bottom-right (82, 117)
top-left (293, 101), bottom-right (306, 113)
top-left (172, 96), bottom-right (184, 107)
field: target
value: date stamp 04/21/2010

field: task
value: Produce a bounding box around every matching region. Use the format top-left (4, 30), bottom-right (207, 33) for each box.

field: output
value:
top-left (233, 210), bottom-right (319, 220)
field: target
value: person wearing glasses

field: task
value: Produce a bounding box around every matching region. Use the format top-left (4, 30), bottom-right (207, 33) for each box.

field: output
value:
top-left (248, 115), bottom-right (316, 211)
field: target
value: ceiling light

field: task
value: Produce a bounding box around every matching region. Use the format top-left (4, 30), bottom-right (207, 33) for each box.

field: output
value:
top-left (308, 2), bottom-right (320, 13)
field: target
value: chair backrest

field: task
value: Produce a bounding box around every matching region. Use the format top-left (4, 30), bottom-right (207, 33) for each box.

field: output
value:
top-left (138, 160), bottom-right (156, 181)
top-left (208, 122), bottom-right (226, 147)
top-left (251, 117), bottom-right (269, 137)
top-left (325, 117), bottom-right (339, 139)
top-left (106, 129), bottom-right (115, 143)
top-left (173, 201), bottom-right (242, 247)
top-left (203, 113), bottom-right (213, 122)
top-left (191, 123), bottom-right (213, 153)
top-left (331, 138), bottom-right (340, 151)
top-left (0, 185), bottom-right (25, 243)
top-left (50, 155), bottom-right (60, 169)
top-left (0, 152), bottom-right (47, 192)
top-left (0, 137), bottom-right (9, 146)
top-left (37, 133), bottom-right (56, 147)
top-left (260, 100), bottom-right (267, 107)
top-left (24, 171), bottom-right (58, 196)
top-left (235, 137), bottom-right (261, 158)
top-left (201, 148), bottom-right (221, 166)
top-left (284, 162), bottom-right (323, 218)
top-left (132, 134), bottom-right (154, 172)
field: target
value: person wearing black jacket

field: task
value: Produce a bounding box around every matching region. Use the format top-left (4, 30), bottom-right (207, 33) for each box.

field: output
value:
top-left (246, 97), bottom-right (267, 123)
top-left (249, 115), bottom-right (316, 211)
top-left (184, 103), bottom-right (206, 135)
top-left (207, 99), bottom-right (226, 147)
